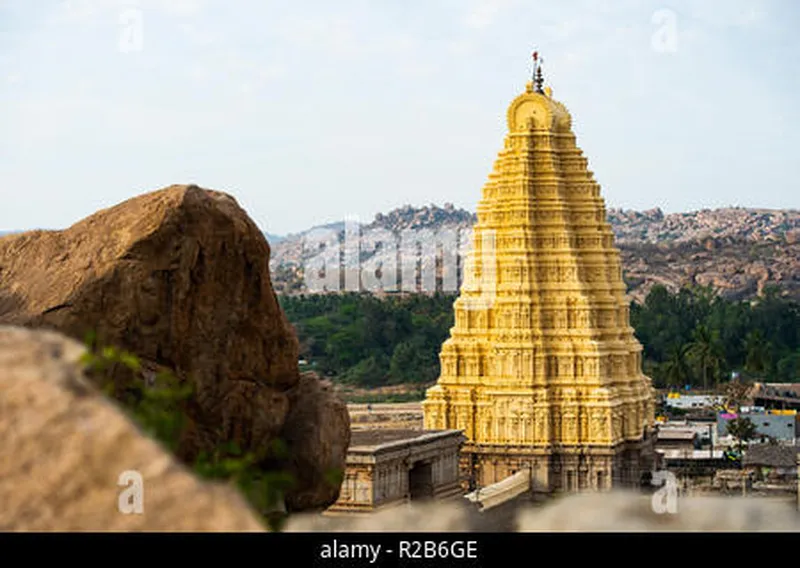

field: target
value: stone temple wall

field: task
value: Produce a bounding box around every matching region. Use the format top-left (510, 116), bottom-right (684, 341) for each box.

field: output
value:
top-left (326, 429), bottom-right (465, 515)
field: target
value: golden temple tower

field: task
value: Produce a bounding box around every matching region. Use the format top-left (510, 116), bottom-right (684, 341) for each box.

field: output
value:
top-left (422, 62), bottom-right (656, 494)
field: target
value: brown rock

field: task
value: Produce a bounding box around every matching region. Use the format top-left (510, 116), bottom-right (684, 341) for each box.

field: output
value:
top-left (281, 372), bottom-right (351, 511)
top-left (0, 184), bottom-right (349, 510)
top-left (0, 325), bottom-right (266, 531)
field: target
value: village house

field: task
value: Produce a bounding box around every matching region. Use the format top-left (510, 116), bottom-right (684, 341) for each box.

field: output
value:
top-left (742, 444), bottom-right (799, 484)
top-left (664, 393), bottom-right (725, 411)
top-left (657, 448), bottom-right (727, 482)
top-left (749, 383), bottom-right (800, 412)
top-left (717, 410), bottom-right (799, 445)
top-left (654, 429), bottom-right (699, 452)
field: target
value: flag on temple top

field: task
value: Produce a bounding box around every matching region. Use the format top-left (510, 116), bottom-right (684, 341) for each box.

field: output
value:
top-left (531, 51), bottom-right (543, 82)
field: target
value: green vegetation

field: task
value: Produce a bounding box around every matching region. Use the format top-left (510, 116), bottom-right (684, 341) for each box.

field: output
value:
top-left (281, 292), bottom-right (455, 388)
top-left (727, 417), bottom-right (759, 454)
top-left (281, 285), bottom-right (800, 391)
top-left (79, 333), bottom-right (298, 531)
top-left (80, 334), bottom-right (193, 454)
top-left (631, 284), bottom-right (800, 388)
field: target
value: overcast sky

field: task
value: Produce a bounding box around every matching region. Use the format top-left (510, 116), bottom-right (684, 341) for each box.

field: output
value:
top-left (1, 0), bottom-right (798, 236)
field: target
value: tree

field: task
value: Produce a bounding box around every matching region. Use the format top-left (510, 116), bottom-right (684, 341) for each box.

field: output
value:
top-left (743, 329), bottom-right (771, 377)
top-left (339, 355), bottom-right (389, 387)
top-left (776, 350), bottom-right (800, 382)
top-left (663, 343), bottom-right (691, 388)
top-left (687, 325), bottom-right (725, 391)
top-left (726, 417), bottom-right (758, 454)
top-left (389, 341), bottom-right (418, 384)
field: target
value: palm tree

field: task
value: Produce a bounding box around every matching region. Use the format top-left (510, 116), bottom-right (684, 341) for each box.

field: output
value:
top-left (687, 325), bottom-right (725, 392)
top-left (663, 343), bottom-right (691, 389)
top-left (689, 284), bottom-right (717, 312)
top-left (743, 329), bottom-right (771, 377)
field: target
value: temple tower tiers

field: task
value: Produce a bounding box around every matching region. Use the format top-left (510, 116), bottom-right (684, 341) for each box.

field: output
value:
top-left (422, 77), bottom-right (657, 493)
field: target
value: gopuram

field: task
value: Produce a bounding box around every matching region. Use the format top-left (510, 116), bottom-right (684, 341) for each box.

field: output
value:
top-left (422, 57), bottom-right (657, 494)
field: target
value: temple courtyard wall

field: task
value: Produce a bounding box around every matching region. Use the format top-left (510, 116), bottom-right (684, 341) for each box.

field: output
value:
top-left (325, 429), bottom-right (465, 515)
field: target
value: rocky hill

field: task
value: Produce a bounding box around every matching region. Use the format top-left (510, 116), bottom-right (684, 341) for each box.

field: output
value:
top-left (267, 205), bottom-right (800, 303)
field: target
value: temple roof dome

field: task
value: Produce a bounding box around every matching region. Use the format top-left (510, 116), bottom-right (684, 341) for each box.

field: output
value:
top-left (506, 81), bottom-right (572, 133)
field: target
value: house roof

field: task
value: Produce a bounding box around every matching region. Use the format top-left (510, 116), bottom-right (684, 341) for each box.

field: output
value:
top-left (741, 444), bottom-right (799, 468)
top-left (656, 430), bottom-right (698, 441)
top-left (658, 449), bottom-right (725, 460)
top-left (749, 383), bottom-right (800, 403)
top-left (348, 428), bottom-right (464, 452)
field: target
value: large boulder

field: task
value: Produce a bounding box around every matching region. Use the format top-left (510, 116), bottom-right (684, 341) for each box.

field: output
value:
top-left (0, 184), bottom-right (350, 511)
top-left (0, 325), bottom-right (266, 531)
top-left (281, 372), bottom-right (351, 511)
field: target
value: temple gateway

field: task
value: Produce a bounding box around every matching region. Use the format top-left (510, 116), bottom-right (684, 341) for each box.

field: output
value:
top-left (422, 64), bottom-right (657, 494)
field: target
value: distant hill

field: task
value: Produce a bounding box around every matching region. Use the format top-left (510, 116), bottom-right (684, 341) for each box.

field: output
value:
top-left (264, 233), bottom-right (285, 245)
top-left (269, 204), bottom-right (800, 303)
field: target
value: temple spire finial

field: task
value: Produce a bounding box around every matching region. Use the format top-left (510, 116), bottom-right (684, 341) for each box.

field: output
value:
top-left (531, 51), bottom-right (545, 94)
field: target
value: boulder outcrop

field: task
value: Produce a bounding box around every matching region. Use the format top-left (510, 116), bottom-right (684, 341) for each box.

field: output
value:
top-left (281, 372), bottom-right (351, 512)
top-left (0, 184), bottom-right (350, 511)
top-left (0, 325), bottom-right (266, 531)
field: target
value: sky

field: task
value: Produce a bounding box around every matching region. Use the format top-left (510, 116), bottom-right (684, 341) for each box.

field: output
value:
top-left (0, 0), bottom-right (798, 236)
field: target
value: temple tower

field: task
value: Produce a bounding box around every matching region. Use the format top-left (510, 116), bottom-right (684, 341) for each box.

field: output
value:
top-left (422, 63), bottom-right (656, 494)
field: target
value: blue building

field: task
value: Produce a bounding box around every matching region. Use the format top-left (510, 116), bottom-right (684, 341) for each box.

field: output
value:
top-left (717, 411), bottom-right (799, 444)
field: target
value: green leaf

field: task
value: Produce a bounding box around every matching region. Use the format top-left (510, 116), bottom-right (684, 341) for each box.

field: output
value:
top-left (79, 351), bottom-right (95, 366)
top-left (119, 352), bottom-right (141, 371)
top-left (83, 330), bottom-right (97, 350)
top-left (101, 346), bottom-right (119, 361)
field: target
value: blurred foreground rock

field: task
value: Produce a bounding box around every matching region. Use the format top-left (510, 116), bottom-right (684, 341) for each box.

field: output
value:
top-left (0, 326), bottom-right (266, 531)
top-left (0, 184), bottom-right (350, 510)
top-left (515, 491), bottom-right (800, 531)
top-left (284, 490), bottom-right (800, 532)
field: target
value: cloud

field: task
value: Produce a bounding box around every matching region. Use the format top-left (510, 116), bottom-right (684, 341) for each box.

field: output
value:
top-left (42, 0), bottom-right (203, 28)
top-left (539, 19), bottom-right (585, 42)
top-left (0, 0), bottom-right (796, 234)
top-left (373, 33), bottom-right (420, 57)
top-left (687, 1), bottom-right (770, 29)
top-left (446, 39), bottom-right (473, 56)
top-left (178, 21), bottom-right (220, 47)
top-left (276, 14), bottom-right (358, 55)
top-left (463, 0), bottom-right (516, 30)
top-left (182, 50), bottom-right (286, 96)
top-left (155, 0), bottom-right (203, 18)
